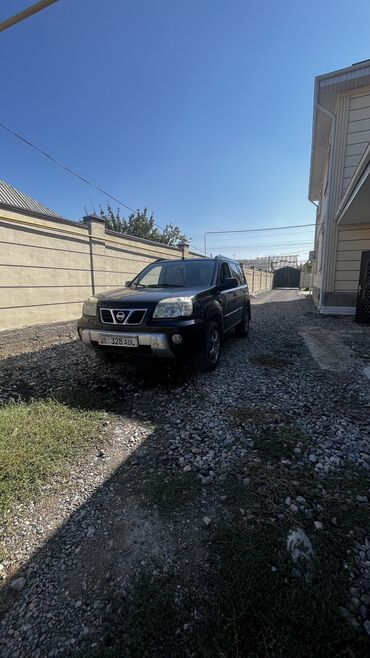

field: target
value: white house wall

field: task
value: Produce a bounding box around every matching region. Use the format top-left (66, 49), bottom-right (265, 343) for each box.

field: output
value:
top-left (342, 90), bottom-right (370, 196)
top-left (335, 224), bottom-right (370, 293)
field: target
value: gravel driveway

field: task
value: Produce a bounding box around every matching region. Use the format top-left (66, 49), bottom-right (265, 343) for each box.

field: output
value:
top-left (1, 289), bottom-right (370, 657)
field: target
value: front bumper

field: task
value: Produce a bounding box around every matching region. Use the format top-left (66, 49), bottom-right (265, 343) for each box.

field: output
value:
top-left (80, 329), bottom-right (175, 358)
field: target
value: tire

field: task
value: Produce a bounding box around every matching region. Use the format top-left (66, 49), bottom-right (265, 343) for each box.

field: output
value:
top-left (199, 321), bottom-right (222, 372)
top-left (235, 306), bottom-right (250, 337)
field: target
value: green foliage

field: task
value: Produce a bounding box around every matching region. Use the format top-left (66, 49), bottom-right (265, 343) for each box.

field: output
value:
top-left (99, 204), bottom-right (187, 247)
top-left (301, 260), bottom-right (313, 272)
top-left (0, 398), bottom-right (105, 520)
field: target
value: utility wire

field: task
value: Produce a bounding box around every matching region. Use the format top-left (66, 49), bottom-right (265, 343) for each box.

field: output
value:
top-left (0, 0), bottom-right (59, 33)
top-left (205, 223), bottom-right (315, 236)
top-left (204, 223), bottom-right (315, 254)
top-left (206, 241), bottom-right (313, 249)
top-left (0, 121), bottom-right (166, 231)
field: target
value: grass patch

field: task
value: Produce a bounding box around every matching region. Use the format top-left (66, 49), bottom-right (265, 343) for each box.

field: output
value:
top-left (250, 354), bottom-right (289, 368)
top-left (90, 520), bottom-right (369, 658)
top-left (254, 425), bottom-right (309, 461)
top-left (204, 521), bottom-right (368, 658)
top-left (0, 398), bottom-right (106, 521)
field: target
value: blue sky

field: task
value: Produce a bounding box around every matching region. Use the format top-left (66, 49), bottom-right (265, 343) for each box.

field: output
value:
top-left (1, 0), bottom-right (370, 259)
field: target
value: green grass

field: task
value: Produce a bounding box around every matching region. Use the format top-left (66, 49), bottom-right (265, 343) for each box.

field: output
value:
top-left (253, 425), bottom-right (309, 461)
top-left (0, 398), bottom-right (106, 521)
top-left (250, 354), bottom-right (289, 368)
top-left (91, 519), bottom-right (370, 658)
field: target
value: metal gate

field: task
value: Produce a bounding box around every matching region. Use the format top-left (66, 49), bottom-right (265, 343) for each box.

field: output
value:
top-left (355, 250), bottom-right (370, 324)
top-left (273, 266), bottom-right (300, 288)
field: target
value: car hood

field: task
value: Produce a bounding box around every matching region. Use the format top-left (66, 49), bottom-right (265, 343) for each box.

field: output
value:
top-left (95, 286), bottom-right (209, 304)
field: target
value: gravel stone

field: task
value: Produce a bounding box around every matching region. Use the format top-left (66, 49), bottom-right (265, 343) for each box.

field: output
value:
top-left (9, 578), bottom-right (26, 592)
top-left (0, 290), bottom-right (369, 656)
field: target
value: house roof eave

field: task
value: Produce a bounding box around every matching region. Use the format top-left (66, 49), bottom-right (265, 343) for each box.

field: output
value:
top-left (308, 60), bottom-right (370, 203)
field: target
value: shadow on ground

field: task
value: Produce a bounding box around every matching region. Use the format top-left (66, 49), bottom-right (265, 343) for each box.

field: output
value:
top-left (0, 295), bottom-right (370, 657)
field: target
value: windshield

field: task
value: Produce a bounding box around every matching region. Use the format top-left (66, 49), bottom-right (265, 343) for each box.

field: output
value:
top-left (132, 260), bottom-right (215, 289)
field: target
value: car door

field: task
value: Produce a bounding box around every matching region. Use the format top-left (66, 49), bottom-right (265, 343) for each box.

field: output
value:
top-left (219, 261), bottom-right (238, 331)
top-left (229, 261), bottom-right (247, 325)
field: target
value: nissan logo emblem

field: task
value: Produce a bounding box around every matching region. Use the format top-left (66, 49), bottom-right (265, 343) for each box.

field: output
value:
top-left (116, 311), bottom-right (126, 322)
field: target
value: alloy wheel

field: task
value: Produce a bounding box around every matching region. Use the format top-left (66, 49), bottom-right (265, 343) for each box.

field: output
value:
top-left (209, 327), bottom-right (221, 364)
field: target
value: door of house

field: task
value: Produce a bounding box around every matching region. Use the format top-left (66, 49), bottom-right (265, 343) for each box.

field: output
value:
top-left (355, 251), bottom-right (370, 324)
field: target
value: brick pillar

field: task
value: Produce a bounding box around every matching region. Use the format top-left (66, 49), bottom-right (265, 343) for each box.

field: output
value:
top-left (83, 214), bottom-right (107, 295)
top-left (179, 241), bottom-right (189, 260)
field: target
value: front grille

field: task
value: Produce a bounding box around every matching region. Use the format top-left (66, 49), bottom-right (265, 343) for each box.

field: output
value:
top-left (101, 309), bottom-right (114, 323)
top-left (127, 310), bottom-right (146, 324)
top-left (100, 308), bottom-right (146, 325)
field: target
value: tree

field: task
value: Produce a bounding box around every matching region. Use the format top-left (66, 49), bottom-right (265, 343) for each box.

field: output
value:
top-left (99, 204), bottom-right (188, 247)
top-left (301, 260), bottom-right (313, 272)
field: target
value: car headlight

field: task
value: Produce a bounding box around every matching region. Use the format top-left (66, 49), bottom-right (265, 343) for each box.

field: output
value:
top-left (82, 296), bottom-right (98, 317)
top-left (153, 297), bottom-right (193, 319)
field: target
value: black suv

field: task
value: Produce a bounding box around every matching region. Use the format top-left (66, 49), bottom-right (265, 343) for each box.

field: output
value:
top-left (77, 256), bottom-right (250, 371)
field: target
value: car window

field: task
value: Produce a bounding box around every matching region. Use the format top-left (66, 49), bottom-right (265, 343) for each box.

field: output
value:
top-left (229, 261), bottom-right (244, 285)
top-left (138, 265), bottom-right (161, 286)
top-left (133, 259), bottom-right (216, 288)
top-left (219, 262), bottom-right (231, 284)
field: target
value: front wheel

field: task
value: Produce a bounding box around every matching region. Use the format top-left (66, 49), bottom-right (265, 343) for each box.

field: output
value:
top-left (199, 321), bottom-right (222, 372)
top-left (235, 306), bottom-right (250, 337)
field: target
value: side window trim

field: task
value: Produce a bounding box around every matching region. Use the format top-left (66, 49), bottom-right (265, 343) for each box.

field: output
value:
top-left (219, 261), bottom-right (231, 284)
top-left (229, 261), bottom-right (244, 285)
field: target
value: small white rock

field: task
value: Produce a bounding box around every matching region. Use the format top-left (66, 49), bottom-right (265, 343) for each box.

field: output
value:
top-left (314, 521), bottom-right (323, 530)
top-left (183, 465), bottom-right (191, 473)
top-left (203, 516), bottom-right (211, 526)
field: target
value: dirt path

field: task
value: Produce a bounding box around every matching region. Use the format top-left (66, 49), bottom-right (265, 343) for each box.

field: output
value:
top-left (1, 290), bottom-right (370, 657)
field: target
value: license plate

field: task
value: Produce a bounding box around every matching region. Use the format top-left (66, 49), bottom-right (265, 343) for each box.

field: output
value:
top-left (98, 334), bottom-right (138, 348)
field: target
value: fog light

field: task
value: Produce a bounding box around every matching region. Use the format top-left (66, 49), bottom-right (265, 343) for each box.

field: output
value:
top-left (172, 333), bottom-right (183, 344)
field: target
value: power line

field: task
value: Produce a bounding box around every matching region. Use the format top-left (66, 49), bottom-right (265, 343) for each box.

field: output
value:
top-left (206, 241), bottom-right (313, 249)
top-left (205, 223), bottom-right (315, 236)
top-left (0, 0), bottom-right (59, 33)
top-left (0, 120), bottom-right (166, 231)
top-left (204, 223), bottom-right (315, 254)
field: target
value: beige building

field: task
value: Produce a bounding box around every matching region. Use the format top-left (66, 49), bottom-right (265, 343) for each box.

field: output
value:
top-left (309, 59), bottom-right (370, 314)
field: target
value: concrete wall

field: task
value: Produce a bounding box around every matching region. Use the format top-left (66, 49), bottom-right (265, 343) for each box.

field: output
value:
top-left (0, 210), bottom-right (197, 331)
top-left (242, 266), bottom-right (273, 294)
top-left (300, 271), bottom-right (312, 289)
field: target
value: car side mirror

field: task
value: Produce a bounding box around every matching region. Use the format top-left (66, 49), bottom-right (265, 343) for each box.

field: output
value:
top-left (222, 277), bottom-right (238, 289)
top-left (125, 280), bottom-right (131, 287)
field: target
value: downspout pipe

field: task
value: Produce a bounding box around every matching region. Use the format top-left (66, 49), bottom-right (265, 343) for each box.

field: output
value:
top-left (310, 199), bottom-right (318, 295)
top-left (316, 102), bottom-right (336, 312)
